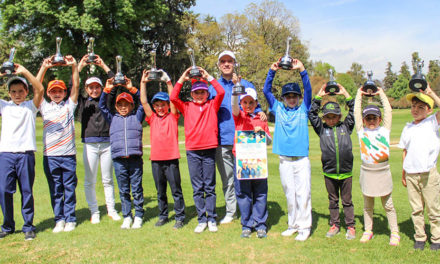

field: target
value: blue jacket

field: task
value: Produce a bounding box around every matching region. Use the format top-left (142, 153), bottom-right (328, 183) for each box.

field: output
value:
top-left (99, 91), bottom-right (145, 159)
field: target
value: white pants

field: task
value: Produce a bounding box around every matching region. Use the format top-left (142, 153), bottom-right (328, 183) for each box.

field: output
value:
top-left (83, 142), bottom-right (116, 214)
top-left (279, 156), bottom-right (312, 230)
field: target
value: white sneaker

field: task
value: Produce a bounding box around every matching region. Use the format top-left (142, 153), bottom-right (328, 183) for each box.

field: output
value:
top-left (295, 230), bottom-right (310, 241)
top-left (108, 211), bottom-right (121, 221)
top-left (281, 227), bottom-right (298, 237)
top-left (90, 213), bottom-right (100, 224)
top-left (220, 216), bottom-right (234, 225)
top-left (63, 222), bottom-right (76, 232)
top-left (208, 221), bottom-right (218, 232)
top-left (194, 223), bottom-right (207, 233)
top-left (121, 217), bottom-right (132, 229)
top-left (131, 217), bottom-right (143, 229)
top-left (53, 220), bottom-right (65, 233)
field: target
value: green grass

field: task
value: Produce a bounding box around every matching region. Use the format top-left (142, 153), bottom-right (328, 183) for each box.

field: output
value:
top-left (0, 109), bottom-right (439, 263)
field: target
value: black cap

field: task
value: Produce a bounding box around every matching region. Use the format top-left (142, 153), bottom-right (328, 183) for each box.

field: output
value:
top-left (322, 102), bottom-right (341, 116)
top-left (281, 83), bottom-right (301, 97)
top-left (362, 105), bottom-right (382, 118)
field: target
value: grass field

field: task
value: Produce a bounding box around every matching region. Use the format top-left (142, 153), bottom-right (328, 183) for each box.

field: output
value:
top-left (0, 108), bottom-right (439, 263)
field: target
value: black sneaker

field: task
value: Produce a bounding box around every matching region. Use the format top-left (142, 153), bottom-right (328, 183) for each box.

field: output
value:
top-left (414, 240), bottom-right (425, 250)
top-left (241, 229), bottom-right (251, 238)
top-left (431, 243), bottom-right (440, 251)
top-left (155, 218), bottom-right (168, 227)
top-left (24, 230), bottom-right (36, 241)
top-left (173, 220), bottom-right (184, 229)
top-left (0, 231), bottom-right (12, 239)
top-left (257, 229), bottom-right (267, 239)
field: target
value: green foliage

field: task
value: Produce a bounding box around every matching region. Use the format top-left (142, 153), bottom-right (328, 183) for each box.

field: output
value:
top-left (399, 62), bottom-right (411, 80)
top-left (311, 61), bottom-right (335, 78)
top-left (411, 51), bottom-right (420, 75)
top-left (427, 59), bottom-right (440, 83)
top-left (335, 73), bottom-right (356, 97)
top-left (347, 62), bottom-right (366, 88)
top-left (383, 62), bottom-right (397, 91)
top-left (386, 74), bottom-right (410, 99)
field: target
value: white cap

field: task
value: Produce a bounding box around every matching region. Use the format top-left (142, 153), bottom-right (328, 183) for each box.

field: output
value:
top-left (240, 88), bottom-right (257, 101)
top-left (85, 77), bottom-right (103, 87)
top-left (7, 76), bottom-right (28, 90)
top-left (218, 50), bottom-right (236, 62)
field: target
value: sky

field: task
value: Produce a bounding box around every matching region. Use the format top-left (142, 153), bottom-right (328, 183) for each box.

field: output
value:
top-left (191, 0), bottom-right (440, 79)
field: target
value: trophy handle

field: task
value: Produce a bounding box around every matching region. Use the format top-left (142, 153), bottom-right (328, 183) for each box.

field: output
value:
top-left (8, 47), bottom-right (15, 62)
top-left (285, 37), bottom-right (292, 57)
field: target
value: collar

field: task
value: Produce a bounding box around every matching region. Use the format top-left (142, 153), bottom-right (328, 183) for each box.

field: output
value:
top-left (50, 100), bottom-right (66, 106)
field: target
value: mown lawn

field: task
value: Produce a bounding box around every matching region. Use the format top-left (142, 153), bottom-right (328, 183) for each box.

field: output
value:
top-left (0, 108), bottom-right (438, 263)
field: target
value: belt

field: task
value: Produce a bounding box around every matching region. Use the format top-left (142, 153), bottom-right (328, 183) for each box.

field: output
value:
top-left (280, 155), bottom-right (303, 161)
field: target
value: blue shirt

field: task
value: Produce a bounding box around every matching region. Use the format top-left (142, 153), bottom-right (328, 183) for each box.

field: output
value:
top-left (263, 69), bottom-right (312, 157)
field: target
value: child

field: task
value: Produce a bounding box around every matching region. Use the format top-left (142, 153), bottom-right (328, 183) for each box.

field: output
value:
top-left (77, 54), bottom-right (121, 223)
top-left (354, 87), bottom-right (399, 246)
top-left (170, 67), bottom-right (225, 233)
top-left (308, 84), bottom-right (356, 239)
top-left (140, 69), bottom-right (185, 229)
top-left (99, 78), bottom-right (145, 229)
top-left (36, 55), bottom-right (80, 233)
top-left (0, 65), bottom-right (44, 240)
top-left (232, 88), bottom-right (271, 238)
top-left (263, 59), bottom-right (312, 241)
top-left (399, 85), bottom-right (440, 250)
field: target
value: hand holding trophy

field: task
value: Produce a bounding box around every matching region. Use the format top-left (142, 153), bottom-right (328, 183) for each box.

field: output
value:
top-left (409, 60), bottom-right (427, 92)
top-left (325, 69), bottom-right (339, 95)
top-left (361, 71), bottom-right (377, 97)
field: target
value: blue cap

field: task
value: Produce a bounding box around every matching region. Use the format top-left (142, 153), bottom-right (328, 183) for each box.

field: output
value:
top-left (281, 83), bottom-right (301, 97)
top-left (151, 92), bottom-right (169, 103)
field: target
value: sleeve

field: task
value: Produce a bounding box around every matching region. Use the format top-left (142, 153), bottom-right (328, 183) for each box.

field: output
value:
top-left (354, 89), bottom-right (363, 132)
top-left (99, 91), bottom-right (113, 124)
top-left (343, 98), bottom-right (355, 134)
top-left (28, 99), bottom-right (39, 114)
top-left (210, 79), bottom-right (225, 111)
top-left (145, 112), bottom-right (154, 124)
top-left (308, 98), bottom-right (323, 135)
top-left (170, 82), bottom-right (186, 115)
top-left (207, 84), bottom-right (218, 100)
top-left (135, 104), bottom-right (145, 123)
top-left (67, 97), bottom-right (78, 113)
top-left (397, 125), bottom-right (408, 149)
top-left (379, 91), bottom-right (392, 131)
top-left (300, 70), bottom-right (312, 111)
top-left (263, 69), bottom-right (277, 110)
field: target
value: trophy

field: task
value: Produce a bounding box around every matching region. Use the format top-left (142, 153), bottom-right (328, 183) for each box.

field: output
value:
top-left (113, 55), bottom-right (126, 86)
top-left (232, 63), bottom-right (246, 95)
top-left (278, 36), bottom-right (293, 70)
top-left (325, 69), bottom-right (339, 95)
top-left (188, 48), bottom-right (202, 78)
top-left (148, 50), bottom-right (162, 81)
top-left (86, 37), bottom-right (97, 63)
top-left (0, 47), bottom-right (16, 75)
top-left (409, 60), bottom-right (427, 92)
top-left (362, 71), bottom-right (378, 96)
top-left (52, 37), bottom-right (66, 65)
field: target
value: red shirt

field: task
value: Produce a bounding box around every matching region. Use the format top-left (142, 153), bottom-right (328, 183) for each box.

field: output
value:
top-left (146, 112), bottom-right (180, 161)
top-left (170, 79), bottom-right (225, 151)
top-left (233, 111), bottom-right (272, 155)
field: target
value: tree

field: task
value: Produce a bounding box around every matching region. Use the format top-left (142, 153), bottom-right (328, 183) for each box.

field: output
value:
top-left (383, 62), bottom-right (397, 91)
top-left (312, 61), bottom-right (335, 78)
top-left (399, 62), bottom-right (411, 80)
top-left (411, 51), bottom-right (421, 75)
top-left (427, 60), bottom-right (440, 83)
top-left (335, 73), bottom-right (356, 102)
top-left (347, 62), bottom-right (366, 88)
top-left (387, 75), bottom-right (409, 99)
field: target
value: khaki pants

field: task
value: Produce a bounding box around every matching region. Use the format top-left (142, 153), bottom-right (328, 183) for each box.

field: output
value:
top-left (406, 168), bottom-right (440, 243)
top-left (363, 194), bottom-right (398, 233)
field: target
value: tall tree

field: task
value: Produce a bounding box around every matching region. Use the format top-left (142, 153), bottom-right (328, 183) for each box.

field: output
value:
top-left (383, 62), bottom-right (397, 91)
top-left (399, 62), bottom-right (411, 80)
top-left (312, 61), bottom-right (335, 78)
top-left (411, 51), bottom-right (421, 75)
top-left (427, 60), bottom-right (440, 83)
top-left (347, 62), bottom-right (366, 88)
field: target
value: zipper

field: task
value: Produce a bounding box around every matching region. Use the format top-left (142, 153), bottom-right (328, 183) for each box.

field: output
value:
top-left (333, 127), bottom-right (340, 175)
top-left (124, 117), bottom-right (128, 156)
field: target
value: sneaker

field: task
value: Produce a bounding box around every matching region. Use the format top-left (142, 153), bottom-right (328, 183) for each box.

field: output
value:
top-left (0, 231), bottom-right (13, 239)
top-left (414, 240), bottom-right (425, 250)
top-left (389, 232), bottom-right (400, 246)
top-left (345, 227), bottom-right (356, 240)
top-left (208, 221), bottom-right (218, 232)
top-left (430, 242), bottom-right (440, 251)
top-left (90, 213), bottom-right (100, 224)
top-left (63, 222), bottom-right (76, 232)
top-left (295, 229), bottom-right (310, 241)
top-left (194, 223), bottom-right (207, 233)
top-left (220, 215), bottom-right (234, 225)
top-left (173, 220), bottom-right (184, 229)
top-left (24, 230), bottom-right (36, 241)
top-left (53, 220), bottom-right (65, 233)
top-left (241, 229), bottom-right (252, 238)
top-left (131, 216), bottom-right (143, 229)
top-left (281, 227), bottom-right (298, 237)
top-left (155, 218), bottom-right (168, 227)
top-left (326, 225), bottom-right (340, 238)
top-left (360, 230), bottom-right (373, 243)
top-left (121, 216), bottom-right (133, 229)
top-left (257, 229), bottom-right (267, 239)
top-left (108, 211), bottom-right (121, 221)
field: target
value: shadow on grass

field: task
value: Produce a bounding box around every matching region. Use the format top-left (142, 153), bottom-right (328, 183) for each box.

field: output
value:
top-left (267, 201), bottom-right (284, 231)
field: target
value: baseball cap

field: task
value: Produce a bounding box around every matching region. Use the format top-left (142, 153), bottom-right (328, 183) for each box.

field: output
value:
top-left (406, 93), bottom-right (434, 109)
top-left (116, 92), bottom-right (134, 104)
top-left (218, 50), bottom-right (236, 62)
top-left (191, 79), bottom-right (209, 92)
top-left (240, 88), bottom-right (257, 102)
top-left (362, 105), bottom-right (382, 118)
top-left (322, 102), bottom-right (341, 116)
top-left (85, 77), bottom-right (103, 87)
top-left (47, 80), bottom-right (67, 93)
top-left (281, 83), bottom-right (301, 97)
top-left (7, 76), bottom-right (28, 90)
top-left (151, 92), bottom-right (170, 103)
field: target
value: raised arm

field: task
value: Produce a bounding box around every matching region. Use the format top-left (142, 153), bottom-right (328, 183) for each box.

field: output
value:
top-left (231, 94), bottom-right (240, 116)
top-left (423, 84), bottom-right (440, 124)
top-left (98, 79), bottom-right (114, 123)
top-left (65, 55), bottom-right (79, 103)
top-left (170, 67), bottom-right (191, 114)
top-left (308, 84), bottom-right (326, 135)
top-left (292, 59), bottom-right (311, 110)
top-left (263, 62), bottom-right (279, 110)
top-left (158, 69), bottom-right (176, 115)
top-left (13, 64), bottom-right (44, 108)
top-left (199, 67), bottom-right (224, 110)
top-left (140, 70), bottom-right (154, 118)
top-left (335, 84), bottom-right (355, 132)
top-left (377, 87), bottom-right (392, 130)
top-left (36, 57), bottom-right (54, 83)
top-left (354, 87), bottom-right (364, 132)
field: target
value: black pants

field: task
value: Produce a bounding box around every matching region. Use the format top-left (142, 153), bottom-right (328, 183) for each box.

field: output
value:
top-left (324, 176), bottom-right (355, 228)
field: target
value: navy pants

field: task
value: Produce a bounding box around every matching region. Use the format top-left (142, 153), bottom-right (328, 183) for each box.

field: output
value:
top-left (0, 152), bottom-right (35, 233)
top-left (113, 157), bottom-right (144, 218)
top-left (186, 149), bottom-right (217, 223)
top-left (152, 159), bottom-right (185, 222)
top-left (234, 175), bottom-right (268, 231)
top-left (43, 155), bottom-right (78, 223)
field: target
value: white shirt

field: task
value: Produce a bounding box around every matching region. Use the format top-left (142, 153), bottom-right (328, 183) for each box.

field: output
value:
top-left (398, 114), bottom-right (440, 173)
top-left (0, 99), bottom-right (38, 152)
top-left (40, 98), bottom-right (77, 156)
top-left (357, 126), bottom-right (390, 164)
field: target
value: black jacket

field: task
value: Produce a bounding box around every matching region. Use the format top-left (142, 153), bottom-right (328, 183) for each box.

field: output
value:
top-left (308, 98), bottom-right (355, 178)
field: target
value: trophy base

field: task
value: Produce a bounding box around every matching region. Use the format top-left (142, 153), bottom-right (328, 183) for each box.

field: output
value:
top-left (0, 64), bottom-right (15, 76)
top-left (148, 71), bottom-right (162, 81)
top-left (325, 83), bottom-right (339, 95)
top-left (409, 78), bottom-right (427, 92)
top-left (189, 69), bottom-right (202, 79)
top-left (232, 85), bottom-right (246, 96)
top-left (362, 85), bottom-right (377, 97)
top-left (278, 62), bottom-right (293, 70)
top-left (87, 55), bottom-right (97, 64)
top-left (52, 59), bottom-right (66, 65)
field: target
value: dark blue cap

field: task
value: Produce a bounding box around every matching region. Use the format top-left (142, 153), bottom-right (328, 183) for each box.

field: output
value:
top-left (151, 92), bottom-right (170, 103)
top-left (281, 83), bottom-right (301, 97)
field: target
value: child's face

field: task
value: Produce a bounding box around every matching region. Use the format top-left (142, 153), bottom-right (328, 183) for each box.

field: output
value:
top-left (48, 87), bottom-right (67, 104)
top-left (283, 93), bottom-right (300, 108)
top-left (240, 96), bottom-right (257, 114)
top-left (411, 100), bottom-right (432, 124)
top-left (363, 114), bottom-right (381, 129)
top-left (116, 100), bottom-right (134, 116)
top-left (191, 90), bottom-right (208, 104)
top-left (8, 83), bottom-right (28, 105)
top-left (86, 83), bottom-right (102, 99)
top-left (323, 113), bottom-right (341, 127)
top-left (152, 100), bottom-right (170, 116)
